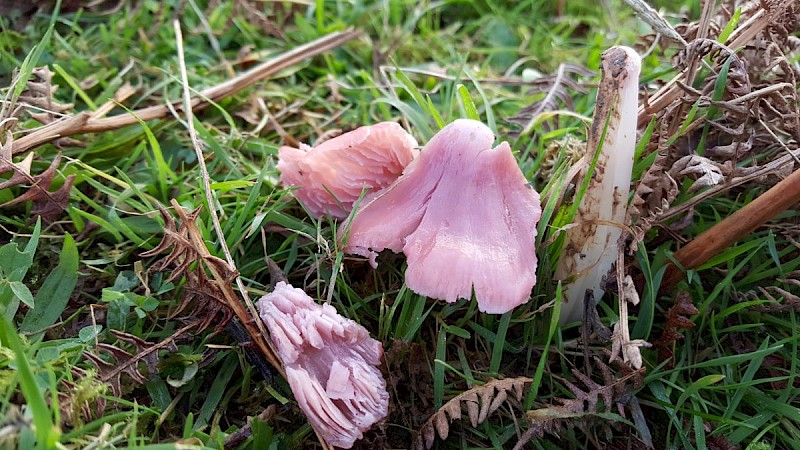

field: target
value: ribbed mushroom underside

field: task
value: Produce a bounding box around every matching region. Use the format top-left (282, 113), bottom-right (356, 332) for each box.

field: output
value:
top-left (257, 282), bottom-right (389, 448)
top-left (278, 122), bottom-right (418, 219)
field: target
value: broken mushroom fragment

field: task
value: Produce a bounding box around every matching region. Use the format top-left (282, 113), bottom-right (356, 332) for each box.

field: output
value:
top-left (341, 119), bottom-right (541, 314)
top-left (256, 282), bottom-right (389, 449)
top-left (278, 122), bottom-right (419, 219)
top-left (555, 46), bottom-right (642, 324)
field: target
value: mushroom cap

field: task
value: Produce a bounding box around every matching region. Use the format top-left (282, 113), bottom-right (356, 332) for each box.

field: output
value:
top-left (341, 119), bottom-right (541, 314)
top-left (257, 282), bottom-right (389, 448)
top-left (278, 122), bottom-right (419, 219)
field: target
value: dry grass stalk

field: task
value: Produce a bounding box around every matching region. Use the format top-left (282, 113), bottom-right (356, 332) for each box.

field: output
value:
top-left (173, 20), bottom-right (268, 350)
top-left (9, 30), bottom-right (361, 156)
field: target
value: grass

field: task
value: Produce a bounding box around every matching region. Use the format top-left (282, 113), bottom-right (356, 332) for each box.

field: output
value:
top-left (1, 0), bottom-right (799, 449)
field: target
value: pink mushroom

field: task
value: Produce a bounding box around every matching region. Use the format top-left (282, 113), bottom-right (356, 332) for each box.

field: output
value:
top-left (278, 122), bottom-right (419, 219)
top-left (340, 119), bottom-right (541, 314)
top-left (256, 282), bottom-right (389, 449)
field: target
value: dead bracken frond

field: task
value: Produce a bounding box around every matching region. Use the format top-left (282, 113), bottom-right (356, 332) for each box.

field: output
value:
top-left (140, 204), bottom-right (205, 280)
top-left (754, 284), bottom-right (800, 313)
top-left (140, 203), bottom-right (234, 334)
top-left (0, 140), bottom-right (75, 223)
top-left (0, 65), bottom-right (80, 222)
top-left (653, 291), bottom-right (698, 367)
top-left (83, 326), bottom-right (194, 396)
top-left (507, 63), bottom-right (593, 136)
top-left (175, 270), bottom-right (235, 334)
top-left (141, 199), bottom-right (285, 377)
top-left (668, 154), bottom-right (725, 193)
top-left (18, 67), bottom-right (75, 125)
top-left (412, 377), bottom-right (531, 450)
top-left (630, 0), bottom-right (800, 243)
top-left (514, 358), bottom-right (650, 449)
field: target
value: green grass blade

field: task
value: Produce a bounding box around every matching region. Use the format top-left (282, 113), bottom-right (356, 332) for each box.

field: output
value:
top-left (456, 84), bottom-right (480, 120)
top-left (489, 311), bottom-right (511, 373)
top-left (525, 282), bottom-right (562, 410)
top-left (19, 234), bottom-right (79, 335)
top-left (434, 325), bottom-right (447, 409)
top-left (0, 316), bottom-right (61, 449)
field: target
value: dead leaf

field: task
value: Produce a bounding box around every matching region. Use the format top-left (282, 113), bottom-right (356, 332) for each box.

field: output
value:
top-left (669, 154), bottom-right (725, 192)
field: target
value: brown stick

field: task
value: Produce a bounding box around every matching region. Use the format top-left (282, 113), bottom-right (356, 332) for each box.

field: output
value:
top-left (11, 30), bottom-right (361, 155)
top-left (661, 167), bottom-right (800, 290)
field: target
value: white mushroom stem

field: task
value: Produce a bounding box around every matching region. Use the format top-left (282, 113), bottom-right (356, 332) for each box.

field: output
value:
top-left (556, 46), bottom-right (641, 324)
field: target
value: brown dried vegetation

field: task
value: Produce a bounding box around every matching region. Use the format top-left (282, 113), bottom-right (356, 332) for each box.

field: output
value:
top-left (631, 0), bottom-right (800, 244)
top-left (413, 377), bottom-right (531, 450)
top-left (0, 68), bottom-right (77, 222)
top-left (653, 291), bottom-right (699, 367)
top-left (514, 357), bottom-right (649, 449)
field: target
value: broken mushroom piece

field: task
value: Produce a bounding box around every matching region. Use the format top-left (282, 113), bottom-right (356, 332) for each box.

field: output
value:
top-left (341, 119), bottom-right (542, 314)
top-left (555, 46), bottom-right (642, 324)
top-left (256, 282), bottom-right (389, 449)
top-left (277, 122), bottom-right (419, 219)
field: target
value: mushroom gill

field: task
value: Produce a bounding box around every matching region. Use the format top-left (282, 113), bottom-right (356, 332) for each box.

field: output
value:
top-left (256, 282), bottom-right (389, 448)
top-left (277, 122), bottom-right (418, 219)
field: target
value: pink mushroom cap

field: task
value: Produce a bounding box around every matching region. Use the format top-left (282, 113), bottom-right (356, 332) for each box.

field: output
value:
top-left (340, 119), bottom-right (541, 314)
top-left (257, 282), bottom-right (389, 448)
top-left (278, 122), bottom-right (419, 219)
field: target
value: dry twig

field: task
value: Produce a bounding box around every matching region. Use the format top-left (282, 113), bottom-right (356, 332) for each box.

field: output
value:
top-left (9, 30), bottom-right (361, 155)
top-left (660, 164), bottom-right (800, 290)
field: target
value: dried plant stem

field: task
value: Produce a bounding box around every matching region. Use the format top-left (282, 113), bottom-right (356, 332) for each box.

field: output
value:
top-left (174, 21), bottom-right (331, 450)
top-left (620, 0), bottom-right (686, 45)
top-left (174, 21), bottom-right (261, 342)
top-left (661, 166), bottom-right (800, 290)
top-left (657, 148), bottom-right (800, 222)
top-left (172, 23), bottom-right (284, 378)
top-left (96, 320), bottom-right (201, 385)
top-left (10, 29), bottom-right (361, 155)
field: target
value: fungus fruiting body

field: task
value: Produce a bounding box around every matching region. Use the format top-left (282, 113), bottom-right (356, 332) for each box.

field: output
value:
top-left (341, 119), bottom-right (541, 314)
top-left (256, 282), bottom-right (389, 448)
top-left (278, 122), bottom-right (419, 219)
top-left (555, 46), bottom-right (642, 323)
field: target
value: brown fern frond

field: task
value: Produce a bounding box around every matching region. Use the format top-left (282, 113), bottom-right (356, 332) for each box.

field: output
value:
top-left (507, 63), bottom-right (593, 136)
top-left (629, 0), bottom-right (800, 254)
top-left (83, 321), bottom-right (197, 396)
top-left (754, 285), bottom-right (800, 313)
top-left (140, 203), bottom-right (203, 281)
top-left (514, 358), bottom-right (650, 449)
top-left (0, 148), bottom-right (75, 222)
top-left (141, 200), bottom-right (284, 377)
top-left (412, 377), bottom-right (531, 450)
top-left (18, 67), bottom-right (75, 126)
top-left (174, 268), bottom-right (234, 334)
top-left (140, 204), bottom-right (234, 334)
top-left (654, 291), bottom-right (698, 367)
